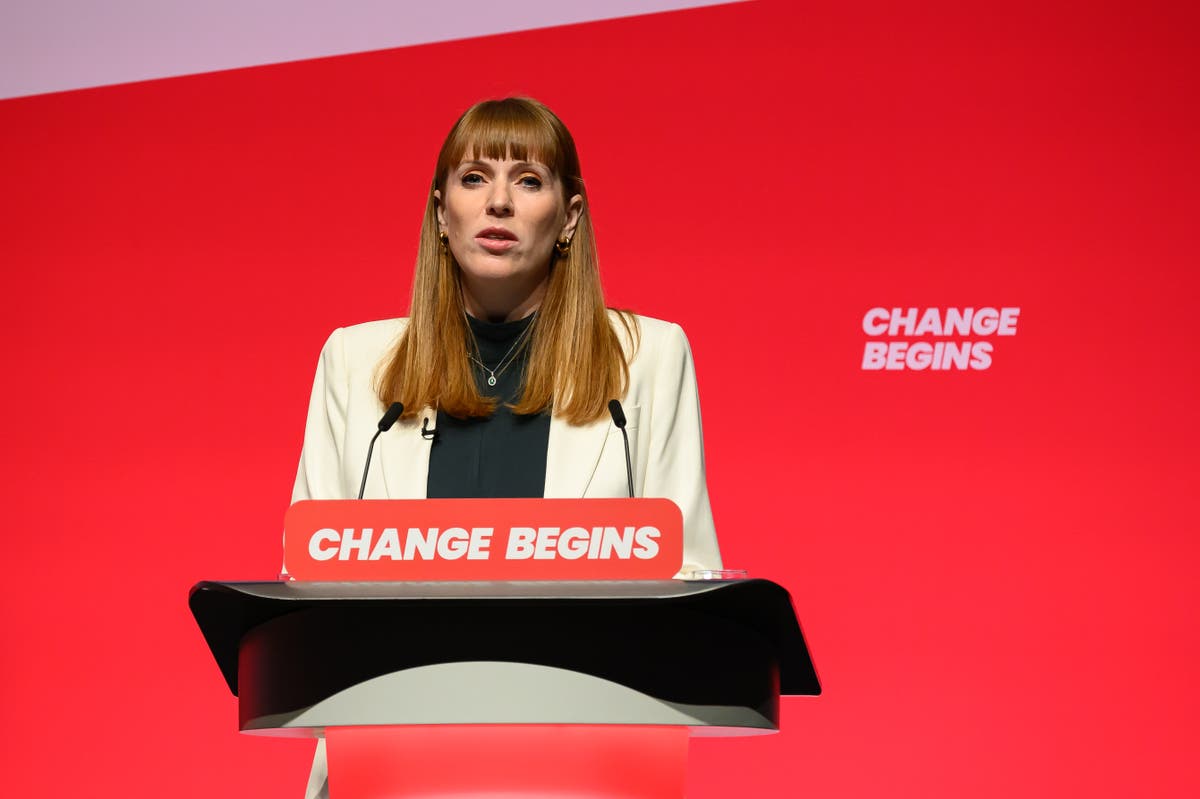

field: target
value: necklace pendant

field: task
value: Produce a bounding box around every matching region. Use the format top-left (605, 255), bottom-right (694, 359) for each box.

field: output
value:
top-left (487, 374), bottom-right (497, 387)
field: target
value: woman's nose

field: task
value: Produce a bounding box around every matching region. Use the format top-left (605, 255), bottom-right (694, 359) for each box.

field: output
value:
top-left (486, 184), bottom-right (513, 216)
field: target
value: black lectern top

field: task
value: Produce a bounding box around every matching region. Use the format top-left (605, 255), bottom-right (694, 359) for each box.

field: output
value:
top-left (189, 578), bottom-right (820, 700)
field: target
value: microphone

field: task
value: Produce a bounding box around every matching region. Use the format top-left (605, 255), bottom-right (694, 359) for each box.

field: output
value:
top-left (357, 402), bottom-right (404, 499)
top-left (421, 416), bottom-right (438, 441)
top-left (607, 399), bottom-right (635, 498)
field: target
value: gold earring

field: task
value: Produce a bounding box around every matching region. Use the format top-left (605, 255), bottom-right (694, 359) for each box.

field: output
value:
top-left (555, 238), bottom-right (571, 256)
top-left (438, 231), bottom-right (449, 251)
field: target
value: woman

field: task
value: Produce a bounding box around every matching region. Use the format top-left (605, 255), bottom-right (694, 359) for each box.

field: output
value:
top-left (293, 96), bottom-right (722, 799)
top-left (293, 96), bottom-right (721, 567)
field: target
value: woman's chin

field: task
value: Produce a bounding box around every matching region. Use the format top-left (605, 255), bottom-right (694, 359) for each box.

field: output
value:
top-left (461, 261), bottom-right (547, 285)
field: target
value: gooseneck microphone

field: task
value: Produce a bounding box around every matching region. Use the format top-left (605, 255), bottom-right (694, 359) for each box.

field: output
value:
top-left (608, 399), bottom-right (635, 498)
top-left (357, 402), bottom-right (404, 499)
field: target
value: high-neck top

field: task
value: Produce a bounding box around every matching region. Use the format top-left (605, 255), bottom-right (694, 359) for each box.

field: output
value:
top-left (425, 313), bottom-right (552, 499)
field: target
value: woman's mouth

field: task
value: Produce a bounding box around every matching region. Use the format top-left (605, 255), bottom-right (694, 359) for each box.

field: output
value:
top-left (476, 228), bottom-right (518, 253)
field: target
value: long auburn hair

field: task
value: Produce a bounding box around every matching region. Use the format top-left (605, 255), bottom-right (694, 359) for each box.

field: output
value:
top-left (377, 97), bottom-right (637, 424)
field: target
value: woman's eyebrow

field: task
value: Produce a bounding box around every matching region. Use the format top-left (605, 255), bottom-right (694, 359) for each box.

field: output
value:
top-left (456, 159), bottom-right (550, 176)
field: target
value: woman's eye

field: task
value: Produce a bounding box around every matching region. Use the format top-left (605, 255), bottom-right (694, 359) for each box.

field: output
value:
top-left (518, 174), bottom-right (543, 188)
top-left (461, 173), bottom-right (484, 186)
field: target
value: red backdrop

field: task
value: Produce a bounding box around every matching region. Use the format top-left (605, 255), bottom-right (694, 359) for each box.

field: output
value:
top-left (2, 1), bottom-right (1197, 796)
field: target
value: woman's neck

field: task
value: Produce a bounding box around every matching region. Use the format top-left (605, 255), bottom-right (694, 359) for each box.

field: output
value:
top-left (461, 274), bottom-right (548, 323)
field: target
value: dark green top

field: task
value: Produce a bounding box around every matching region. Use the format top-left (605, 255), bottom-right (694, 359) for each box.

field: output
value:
top-left (425, 313), bottom-right (551, 498)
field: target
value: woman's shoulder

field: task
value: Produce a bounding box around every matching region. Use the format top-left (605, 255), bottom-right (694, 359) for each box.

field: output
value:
top-left (318, 318), bottom-right (408, 367)
top-left (340, 317), bottom-right (408, 344)
top-left (606, 309), bottom-right (689, 357)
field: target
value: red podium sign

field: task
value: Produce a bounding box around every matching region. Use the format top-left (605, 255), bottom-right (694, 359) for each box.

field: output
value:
top-left (283, 498), bottom-right (683, 581)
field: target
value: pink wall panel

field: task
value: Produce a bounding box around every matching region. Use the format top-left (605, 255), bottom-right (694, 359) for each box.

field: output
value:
top-left (0, 0), bottom-right (744, 98)
top-left (1, 1), bottom-right (1197, 796)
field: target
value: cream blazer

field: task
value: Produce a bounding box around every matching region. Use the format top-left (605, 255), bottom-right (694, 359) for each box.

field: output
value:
top-left (291, 311), bottom-right (722, 575)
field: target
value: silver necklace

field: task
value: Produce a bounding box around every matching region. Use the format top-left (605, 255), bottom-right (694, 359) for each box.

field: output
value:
top-left (468, 316), bottom-right (536, 387)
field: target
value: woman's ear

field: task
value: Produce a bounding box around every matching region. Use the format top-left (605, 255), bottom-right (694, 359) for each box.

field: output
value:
top-left (434, 189), bottom-right (446, 233)
top-left (560, 194), bottom-right (583, 241)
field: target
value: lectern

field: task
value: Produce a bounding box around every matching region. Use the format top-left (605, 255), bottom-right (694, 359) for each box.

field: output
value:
top-left (190, 578), bottom-right (820, 797)
top-left (194, 497), bottom-right (817, 796)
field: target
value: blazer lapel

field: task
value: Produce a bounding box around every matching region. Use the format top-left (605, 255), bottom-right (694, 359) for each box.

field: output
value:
top-left (544, 414), bottom-right (609, 498)
top-left (377, 411), bottom-right (434, 499)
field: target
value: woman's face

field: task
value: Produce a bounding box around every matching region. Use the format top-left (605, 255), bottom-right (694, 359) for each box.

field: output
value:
top-left (436, 156), bottom-right (582, 321)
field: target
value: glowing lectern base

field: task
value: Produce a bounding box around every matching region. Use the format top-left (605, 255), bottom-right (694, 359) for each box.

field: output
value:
top-left (327, 725), bottom-right (688, 798)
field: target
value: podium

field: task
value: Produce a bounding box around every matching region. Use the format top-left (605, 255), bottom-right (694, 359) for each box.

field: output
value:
top-left (190, 579), bottom-right (820, 797)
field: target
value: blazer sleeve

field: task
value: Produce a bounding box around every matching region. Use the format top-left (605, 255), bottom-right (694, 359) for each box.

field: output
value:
top-left (292, 331), bottom-right (343, 799)
top-left (644, 322), bottom-right (724, 575)
top-left (292, 327), bottom-right (351, 503)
